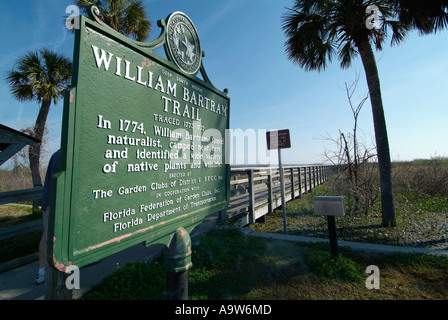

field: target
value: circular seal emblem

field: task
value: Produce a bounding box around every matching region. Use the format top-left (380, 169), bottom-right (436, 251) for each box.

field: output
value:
top-left (165, 12), bottom-right (202, 75)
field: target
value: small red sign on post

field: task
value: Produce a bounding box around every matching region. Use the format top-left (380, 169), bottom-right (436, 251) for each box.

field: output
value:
top-left (266, 129), bottom-right (291, 150)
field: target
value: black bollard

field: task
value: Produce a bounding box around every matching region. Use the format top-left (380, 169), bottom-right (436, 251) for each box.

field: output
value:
top-left (166, 270), bottom-right (188, 300)
top-left (163, 227), bottom-right (192, 300)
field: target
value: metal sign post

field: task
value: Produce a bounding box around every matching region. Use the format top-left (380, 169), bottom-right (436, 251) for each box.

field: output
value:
top-left (278, 148), bottom-right (287, 234)
top-left (267, 129), bottom-right (291, 234)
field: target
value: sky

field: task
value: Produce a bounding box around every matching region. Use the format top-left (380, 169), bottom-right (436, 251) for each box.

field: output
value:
top-left (1, 0), bottom-right (447, 169)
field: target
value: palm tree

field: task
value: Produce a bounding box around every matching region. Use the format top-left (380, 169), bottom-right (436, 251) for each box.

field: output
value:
top-left (282, 0), bottom-right (447, 227)
top-left (74, 0), bottom-right (152, 41)
top-left (6, 48), bottom-right (72, 191)
top-left (393, 0), bottom-right (448, 34)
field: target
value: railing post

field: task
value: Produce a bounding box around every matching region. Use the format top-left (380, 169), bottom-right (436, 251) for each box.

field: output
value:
top-left (268, 168), bottom-right (273, 213)
top-left (32, 183), bottom-right (42, 215)
top-left (247, 169), bottom-right (255, 224)
top-left (307, 166), bottom-right (310, 191)
top-left (308, 166), bottom-right (312, 192)
top-left (310, 167), bottom-right (313, 189)
top-left (316, 166), bottom-right (320, 185)
top-left (318, 166), bottom-right (321, 185)
top-left (319, 166), bottom-right (322, 184)
top-left (310, 166), bottom-right (312, 189)
top-left (298, 167), bottom-right (302, 197)
top-left (303, 167), bottom-right (307, 193)
top-left (290, 168), bottom-right (296, 199)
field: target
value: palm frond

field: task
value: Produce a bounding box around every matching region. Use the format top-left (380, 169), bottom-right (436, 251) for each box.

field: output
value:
top-left (122, 0), bottom-right (151, 41)
top-left (384, 20), bottom-right (409, 46)
top-left (5, 48), bottom-right (72, 105)
top-left (74, 0), bottom-right (152, 41)
top-left (338, 41), bottom-right (357, 69)
top-left (282, 5), bottom-right (336, 71)
top-left (391, 0), bottom-right (448, 34)
top-left (281, 0), bottom-right (445, 71)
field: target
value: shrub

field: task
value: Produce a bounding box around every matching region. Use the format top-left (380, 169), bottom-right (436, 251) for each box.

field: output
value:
top-left (393, 157), bottom-right (448, 198)
top-left (305, 250), bottom-right (364, 283)
top-left (82, 261), bottom-right (166, 300)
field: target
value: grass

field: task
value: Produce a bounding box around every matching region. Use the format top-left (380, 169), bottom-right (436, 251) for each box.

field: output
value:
top-left (250, 184), bottom-right (448, 249)
top-left (0, 203), bottom-right (42, 229)
top-left (82, 228), bottom-right (448, 300)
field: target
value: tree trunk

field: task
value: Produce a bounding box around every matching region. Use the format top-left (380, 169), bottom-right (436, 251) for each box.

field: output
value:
top-left (29, 99), bottom-right (52, 193)
top-left (356, 40), bottom-right (396, 227)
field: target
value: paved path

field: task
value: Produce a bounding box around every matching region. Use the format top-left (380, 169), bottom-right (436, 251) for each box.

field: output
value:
top-left (242, 229), bottom-right (448, 257)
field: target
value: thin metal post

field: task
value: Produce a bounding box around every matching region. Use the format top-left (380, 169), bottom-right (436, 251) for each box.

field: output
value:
top-left (278, 149), bottom-right (287, 234)
top-left (268, 169), bottom-right (273, 213)
top-left (327, 216), bottom-right (338, 257)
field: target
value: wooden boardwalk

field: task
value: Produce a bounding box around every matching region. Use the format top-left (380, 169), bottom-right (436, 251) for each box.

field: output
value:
top-left (222, 165), bottom-right (332, 226)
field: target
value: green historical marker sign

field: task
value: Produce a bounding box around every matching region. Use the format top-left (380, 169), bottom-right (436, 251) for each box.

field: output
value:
top-left (47, 9), bottom-right (230, 271)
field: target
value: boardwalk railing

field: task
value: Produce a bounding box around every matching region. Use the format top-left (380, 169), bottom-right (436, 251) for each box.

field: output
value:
top-left (0, 187), bottom-right (43, 206)
top-left (221, 165), bottom-right (333, 227)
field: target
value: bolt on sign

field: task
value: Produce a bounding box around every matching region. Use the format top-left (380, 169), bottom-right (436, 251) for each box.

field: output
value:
top-left (266, 129), bottom-right (291, 150)
top-left (47, 8), bottom-right (230, 271)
